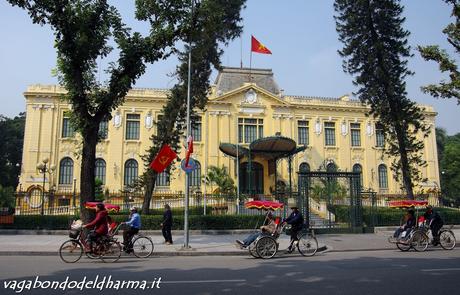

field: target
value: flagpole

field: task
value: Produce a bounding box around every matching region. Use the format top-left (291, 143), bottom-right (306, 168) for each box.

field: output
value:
top-left (249, 50), bottom-right (252, 82)
top-left (183, 0), bottom-right (194, 250)
top-left (236, 142), bottom-right (240, 215)
top-left (240, 37), bottom-right (243, 69)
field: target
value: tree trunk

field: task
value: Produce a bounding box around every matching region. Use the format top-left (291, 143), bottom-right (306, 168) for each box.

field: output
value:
top-left (394, 124), bottom-right (415, 199)
top-left (142, 170), bottom-right (157, 214)
top-left (80, 125), bottom-right (99, 222)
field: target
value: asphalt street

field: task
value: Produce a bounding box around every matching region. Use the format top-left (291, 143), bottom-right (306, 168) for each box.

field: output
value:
top-left (1, 249), bottom-right (459, 295)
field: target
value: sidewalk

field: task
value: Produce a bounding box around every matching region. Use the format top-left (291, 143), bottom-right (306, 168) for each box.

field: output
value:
top-left (1, 229), bottom-right (458, 256)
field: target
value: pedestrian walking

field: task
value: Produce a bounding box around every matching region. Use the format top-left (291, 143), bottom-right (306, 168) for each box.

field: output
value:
top-left (161, 204), bottom-right (173, 244)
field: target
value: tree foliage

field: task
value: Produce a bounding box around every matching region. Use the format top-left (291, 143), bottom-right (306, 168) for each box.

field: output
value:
top-left (140, 0), bottom-right (246, 213)
top-left (0, 185), bottom-right (16, 208)
top-left (6, 0), bottom-right (231, 220)
top-left (0, 112), bottom-right (25, 189)
top-left (439, 132), bottom-right (460, 206)
top-left (418, 0), bottom-right (460, 104)
top-left (334, 0), bottom-right (430, 198)
top-left (203, 166), bottom-right (236, 195)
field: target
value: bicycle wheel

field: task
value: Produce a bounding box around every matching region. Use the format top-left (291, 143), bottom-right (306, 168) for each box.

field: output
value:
top-left (439, 230), bottom-right (456, 250)
top-left (132, 236), bottom-right (154, 258)
top-left (297, 233), bottom-right (318, 257)
top-left (85, 251), bottom-right (100, 259)
top-left (59, 239), bottom-right (83, 263)
top-left (248, 242), bottom-right (260, 258)
top-left (101, 241), bottom-right (122, 263)
top-left (396, 241), bottom-right (411, 252)
top-left (255, 236), bottom-right (277, 259)
top-left (411, 231), bottom-right (429, 252)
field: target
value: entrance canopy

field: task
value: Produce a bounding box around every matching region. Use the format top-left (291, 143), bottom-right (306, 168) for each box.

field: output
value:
top-left (219, 136), bottom-right (307, 160)
top-left (219, 143), bottom-right (249, 158)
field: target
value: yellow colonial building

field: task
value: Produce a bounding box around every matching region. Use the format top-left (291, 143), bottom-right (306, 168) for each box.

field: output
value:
top-left (18, 67), bottom-right (440, 205)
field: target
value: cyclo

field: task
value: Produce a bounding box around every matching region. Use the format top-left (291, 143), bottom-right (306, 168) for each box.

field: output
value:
top-left (387, 200), bottom-right (456, 251)
top-left (243, 200), bottom-right (319, 259)
top-left (59, 202), bottom-right (123, 263)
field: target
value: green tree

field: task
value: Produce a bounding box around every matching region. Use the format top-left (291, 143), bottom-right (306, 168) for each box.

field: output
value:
top-left (436, 127), bottom-right (448, 164)
top-left (7, 0), bottom-right (212, 220)
top-left (334, 0), bottom-right (430, 199)
top-left (440, 135), bottom-right (460, 205)
top-left (94, 178), bottom-right (104, 202)
top-left (0, 112), bottom-right (25, 189)
top-left (204, 166), bottom-right (236, 195)
top-left (0, 185), bottom-right (15, 208)
top-left (418, 0), bottom-right (460, 104)
top-left (140, 0), bottom-right (245, 213)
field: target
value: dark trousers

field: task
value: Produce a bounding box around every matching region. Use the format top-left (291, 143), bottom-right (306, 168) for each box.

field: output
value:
top-left (123, 227), bottom-right (139, 247)
top-left (86, 231), bottom-right (101, 250)
top-left (289, 226), bottom-right (302, 248)
top-left (431, 221), bottom-right (444, 241)
top-left (162, 225), bottom-right (172, 243)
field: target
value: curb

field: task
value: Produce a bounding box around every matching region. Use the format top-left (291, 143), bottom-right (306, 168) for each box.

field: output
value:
top-left (0, 229), bottom-right (256, 236)
top-left (0, 245), bottom-right (329, 257)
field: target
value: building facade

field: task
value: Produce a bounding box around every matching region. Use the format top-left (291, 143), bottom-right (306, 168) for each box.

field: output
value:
top-left (18, 67), bottom-right (440, 204)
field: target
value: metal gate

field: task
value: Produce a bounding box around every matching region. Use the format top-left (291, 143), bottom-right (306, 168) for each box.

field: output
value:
top-left (298, 171), bottom-right (363, 233)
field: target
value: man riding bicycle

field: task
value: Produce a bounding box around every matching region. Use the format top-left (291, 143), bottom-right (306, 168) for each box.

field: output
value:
top-left (424, 205), bottom-right (444, 245)
top-left (282, 206), bottom-right (304, 253)
top-left (121, 206), bottom-right (141, 252)
top-left (82, 203), bottom-right (108, 252)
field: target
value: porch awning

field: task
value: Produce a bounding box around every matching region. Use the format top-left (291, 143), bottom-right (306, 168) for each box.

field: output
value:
top-left (219, 143), bottom-right (249, 158)
top-left (219, 136), bottom-right (307, 160)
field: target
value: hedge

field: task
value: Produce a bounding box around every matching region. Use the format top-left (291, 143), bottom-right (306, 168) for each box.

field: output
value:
top-left (111, 206), bottom-right (212, 216)
top-left (0, 214), bottom-right (265, 230)
top-left (332, 205), bottom-right (460, 226)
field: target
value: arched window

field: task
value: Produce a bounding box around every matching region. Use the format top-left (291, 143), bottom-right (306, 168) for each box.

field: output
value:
top-left (352, 163), bottom-right (363, 188)
top-left (378, 164), bottom-right (388, 189)
top-left (326, 162), bottom-right (337, 172)
top-left (95, 158), bottom-right (106, 185)
top-left (189, 160), bottom-right (201, 187)
top-left (299, 162), bottom-right (310, 173)
top-left (156, 171), bottom-right (170, 187)
top-left (59, 157), bottom-right (73, 185)
top-left (124, 159), bottom-right (138, 187)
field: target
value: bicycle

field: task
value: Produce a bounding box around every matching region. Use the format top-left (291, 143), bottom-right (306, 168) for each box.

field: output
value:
top-left (59, 221), bottom-right (121, 263)
top-left (251, 223), bottom-right (318, 259)
top-left (419, 223), bottom-right (456, 250)
top-left (393, 227), bottom-right (430, 252)
top-left (112, 223), bottom-right (154, 258)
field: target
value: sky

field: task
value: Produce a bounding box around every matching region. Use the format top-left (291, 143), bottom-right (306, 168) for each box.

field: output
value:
top-left (1, 0), bottom-right (459, 135)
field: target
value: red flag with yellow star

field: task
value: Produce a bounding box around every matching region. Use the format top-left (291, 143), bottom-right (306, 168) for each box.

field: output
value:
top-left (150, 144), bottom-right (177, 173)
top-left (251, 35), bottom-right (272, 54)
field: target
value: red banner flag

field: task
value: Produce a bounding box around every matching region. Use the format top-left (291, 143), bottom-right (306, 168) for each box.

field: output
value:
top-left (150, 144), bottom-right (177, 173)
top-left (251, 35), bottom-right (272, 54)
top-left (185, 135), bottom-right (193, 168)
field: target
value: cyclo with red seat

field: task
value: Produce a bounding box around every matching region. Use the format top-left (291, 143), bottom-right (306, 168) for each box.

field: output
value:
top-left (243, 200), bottom-right (318, 259)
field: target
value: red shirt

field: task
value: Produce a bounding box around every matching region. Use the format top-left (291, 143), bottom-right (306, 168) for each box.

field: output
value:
top-left (86, 210), bottom-right (108, 235)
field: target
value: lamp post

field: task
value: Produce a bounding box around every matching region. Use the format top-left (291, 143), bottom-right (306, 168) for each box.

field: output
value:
top-left (73, 178), bottom-right (77, 208)
top-left (36, 158), bottom-right (56, 215)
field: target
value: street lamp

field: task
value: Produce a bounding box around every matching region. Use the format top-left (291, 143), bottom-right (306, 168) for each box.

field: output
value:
top-left (73, 178), bottom-right (77, 208)
top-left (36, 158), bottom-right (56, 215)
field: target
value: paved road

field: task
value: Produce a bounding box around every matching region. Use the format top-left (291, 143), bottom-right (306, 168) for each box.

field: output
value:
top-left (1, 249), bottom-right (459, 295)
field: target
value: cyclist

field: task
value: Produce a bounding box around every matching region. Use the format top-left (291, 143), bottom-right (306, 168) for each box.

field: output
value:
top-left (121, 206), bottom-right (141, 252)
top-left (82, 203), bottom-right (108, 252)
top-left (282, 206), bottom-right (304, 253)
top-left (424, 205), bottom-right (444, 245)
